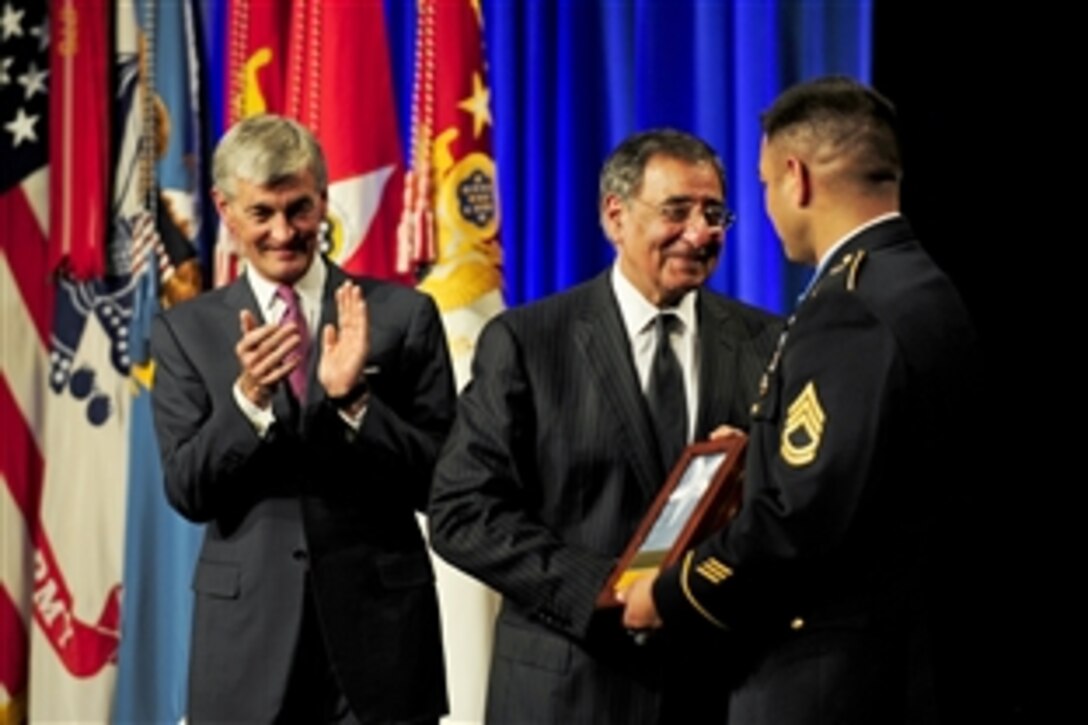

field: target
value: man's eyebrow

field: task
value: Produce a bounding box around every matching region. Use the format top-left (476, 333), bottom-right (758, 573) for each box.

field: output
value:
top-left (661, 195), bottom-right (724, 204)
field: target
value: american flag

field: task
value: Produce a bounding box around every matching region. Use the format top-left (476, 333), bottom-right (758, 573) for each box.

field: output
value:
top-left (1, 1), bottom-right (53, 720)
top-left (3, 1), bottom-right (129, 721)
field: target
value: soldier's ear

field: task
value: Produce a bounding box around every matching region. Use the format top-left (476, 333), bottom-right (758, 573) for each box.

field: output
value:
top-left (785, 156), bottom-right (812, 208)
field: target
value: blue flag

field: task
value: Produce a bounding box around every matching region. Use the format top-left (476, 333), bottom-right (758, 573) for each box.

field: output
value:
top-left (113, 1), bottom-right (204, 721)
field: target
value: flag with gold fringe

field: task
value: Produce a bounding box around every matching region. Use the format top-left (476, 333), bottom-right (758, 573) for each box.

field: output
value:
top-left (408, 2), bottom-right (506, 721)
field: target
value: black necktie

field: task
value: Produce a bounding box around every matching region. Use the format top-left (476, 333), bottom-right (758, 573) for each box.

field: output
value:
top-left (647, 312), bottom-right (687, 472)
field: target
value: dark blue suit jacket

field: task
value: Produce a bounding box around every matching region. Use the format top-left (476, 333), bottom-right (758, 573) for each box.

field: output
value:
top-left (151, 259), bottom-right (455, 723)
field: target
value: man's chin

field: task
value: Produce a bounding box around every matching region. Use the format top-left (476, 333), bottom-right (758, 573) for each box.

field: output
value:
top-left (660, 276), bottom-right (708, 304)
top-left (666, 263), bottom-right (713, 286)
top-left (257, 256), bottom-right (313, 284)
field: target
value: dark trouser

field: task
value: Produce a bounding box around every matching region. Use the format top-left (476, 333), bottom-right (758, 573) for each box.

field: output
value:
top-left (277, 579), bottom-right (359, 725)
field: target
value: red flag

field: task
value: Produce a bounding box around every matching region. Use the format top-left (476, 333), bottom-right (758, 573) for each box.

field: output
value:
top-left (4, 3), bottom-right (130, 718)
top-left (225, 0), bottom-right (290, 126)
top-left (218, 0), bottom-right (293, 286)
top-left (413, 0), bottom-right (505, 386)
top-left (49, 0), bottom-right (109, 279)
top-left (284, 0), bottom-right (409, 281)
top-left (221, 0), bottom-right (408, 282)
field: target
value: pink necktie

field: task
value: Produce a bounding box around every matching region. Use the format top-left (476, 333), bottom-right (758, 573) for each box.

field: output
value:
top-left (276, 285), bottom-right (310, 402)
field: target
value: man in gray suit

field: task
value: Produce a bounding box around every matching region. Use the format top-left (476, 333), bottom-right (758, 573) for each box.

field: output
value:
top-left (428, 129), bottom-right (780, 723)
top-left (151, 114), bottom-right (454, 723)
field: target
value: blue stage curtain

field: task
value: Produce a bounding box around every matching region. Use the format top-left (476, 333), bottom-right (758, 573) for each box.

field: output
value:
top-left (202, 1), bottom-right (872, 314)
top-left (385, 0), bottom-right (871, 313)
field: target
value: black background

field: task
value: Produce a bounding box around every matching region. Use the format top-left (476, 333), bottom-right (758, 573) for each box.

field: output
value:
top-left (874, 4), bottom-right (1047, 722)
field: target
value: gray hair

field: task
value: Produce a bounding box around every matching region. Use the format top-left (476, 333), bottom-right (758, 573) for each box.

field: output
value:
top-left (598, 128), bottom-right (725, 208)
top-left (212, 114), bottom-right (328, 200)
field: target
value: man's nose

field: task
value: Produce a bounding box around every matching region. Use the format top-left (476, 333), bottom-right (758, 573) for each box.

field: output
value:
top-left (269, 212), bottom-right (292, 242)
top-left (681, 211), bottom-right (720, 245)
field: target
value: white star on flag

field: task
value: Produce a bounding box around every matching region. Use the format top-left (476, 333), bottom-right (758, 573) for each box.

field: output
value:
top-left (0, 56), bottom-right (12, 85)
top-left (17, 59), bottom-right (46, 100)
top-left (29, 13), bottom-right (46, 51)
top-left (1, 1), bottom-right (25, 40)
top-left (5, 106), bottom-right (38, 147)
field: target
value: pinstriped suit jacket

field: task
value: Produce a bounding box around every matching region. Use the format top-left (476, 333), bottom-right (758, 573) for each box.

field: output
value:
top-left (429, 271), bottom-right (780, 724)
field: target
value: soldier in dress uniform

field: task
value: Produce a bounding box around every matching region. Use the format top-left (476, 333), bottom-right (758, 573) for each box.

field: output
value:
top-left (620, 76), bottom-right (979, 724)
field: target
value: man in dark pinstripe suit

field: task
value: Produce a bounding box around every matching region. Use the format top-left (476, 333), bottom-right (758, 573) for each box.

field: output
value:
top-left (429, 129), bottom-right (779, 724)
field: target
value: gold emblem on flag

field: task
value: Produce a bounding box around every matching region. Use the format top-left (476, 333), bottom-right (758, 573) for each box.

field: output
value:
top-left (419, 142), bottom-right (503, 311)
top-left (780, 381), bottom-right (825, 467)
top-left (439, 151), bottom-right (499, 239)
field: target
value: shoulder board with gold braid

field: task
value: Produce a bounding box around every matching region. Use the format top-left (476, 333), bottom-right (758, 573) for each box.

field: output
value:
top-left (821, 250), bottom-right (868, 293)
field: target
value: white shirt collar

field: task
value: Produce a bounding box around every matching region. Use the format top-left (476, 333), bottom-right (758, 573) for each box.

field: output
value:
top-left (245, 254), bottom-right (327, 324)
top-left (610, 263), bottom-right (697, 340)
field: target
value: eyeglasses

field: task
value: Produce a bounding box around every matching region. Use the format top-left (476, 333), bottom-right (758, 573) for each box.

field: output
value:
top-left (630, 197), bottom-right (736, 230)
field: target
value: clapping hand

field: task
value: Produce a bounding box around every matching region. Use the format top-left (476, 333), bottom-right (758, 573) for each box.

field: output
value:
top-left (318, 281), bottom-right (369, 406)
top-left (235, 309), bottom-right (301, 408)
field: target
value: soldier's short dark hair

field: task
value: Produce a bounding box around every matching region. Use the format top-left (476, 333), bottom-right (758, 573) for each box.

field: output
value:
top-left (761, 76), bottom-right (902, 186)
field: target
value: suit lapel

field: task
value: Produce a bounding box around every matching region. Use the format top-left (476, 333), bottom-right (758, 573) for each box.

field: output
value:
top-left (574, 273), bottom-right (666, 496)
top-left (694, 291), bottom-right (742, 439)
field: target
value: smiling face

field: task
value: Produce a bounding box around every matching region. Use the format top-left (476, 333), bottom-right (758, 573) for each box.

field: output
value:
top-left (603, 154), bottom-right (725, 307)
top-left (215, 170), bottom-right (327, 285)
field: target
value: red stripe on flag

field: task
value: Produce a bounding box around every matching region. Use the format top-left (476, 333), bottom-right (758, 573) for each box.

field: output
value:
top-left (0, 187), bottom-right (53, 345)
top-left (0, 375), bottom-right (43, 706)
top-left (0, 378), bottom-right (45, 532)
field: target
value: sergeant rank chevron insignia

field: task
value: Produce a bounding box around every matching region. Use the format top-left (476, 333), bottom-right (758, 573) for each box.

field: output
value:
top-left (695, 557), bottom-right (734, 584)
top-left (780, 381), bottom-right (825, 466)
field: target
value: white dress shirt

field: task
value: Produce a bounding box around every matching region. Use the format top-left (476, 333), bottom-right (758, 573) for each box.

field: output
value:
top-left (611, 263), bottom-right (699, 443)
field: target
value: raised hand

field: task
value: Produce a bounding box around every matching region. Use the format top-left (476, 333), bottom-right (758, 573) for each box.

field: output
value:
top-left (235, 308), bottom-right (301, 408)
top-left (318, 281), bottom-right (369, 399)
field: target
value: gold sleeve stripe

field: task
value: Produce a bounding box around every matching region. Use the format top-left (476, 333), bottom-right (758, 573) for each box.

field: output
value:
top-left (679, 551), bottom-right (728, 630)
top-left (694, 557), bottom-right (733, 583)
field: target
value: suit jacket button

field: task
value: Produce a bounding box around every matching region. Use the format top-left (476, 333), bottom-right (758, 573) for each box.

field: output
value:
top-left (292, 549), bottom-right (308, 562)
